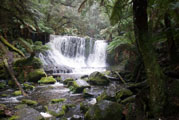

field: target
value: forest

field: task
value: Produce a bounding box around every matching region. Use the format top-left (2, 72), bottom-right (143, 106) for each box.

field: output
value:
top-left (0, 0), bottom-right (179, 120)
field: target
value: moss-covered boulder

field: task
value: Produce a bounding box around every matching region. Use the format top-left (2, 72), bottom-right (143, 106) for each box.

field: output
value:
top-left (51, 98), bottom-right (66, 104)
top-left (85, 100), bottom-right (124, 120)
top-left (13, 91), bottom-right (22, 96)
top-left (13, 57), bottom-right (42, 69)
top-left (15, 104), bottom-right (43, 120)
top-left (45, 104), bottom-right (68, 117)
top-left (89, 71), bottom-right (109, 86)
top-left (21, 99), bottom-right (38, 106)
top-left (70, 79), bottom-right (90, 93)
top-left (115, 88), bottom-right (133, 102)
top-left (38, 76), bottom-right (56, 84)
top-left (26, 69), bottom-right (46, 83)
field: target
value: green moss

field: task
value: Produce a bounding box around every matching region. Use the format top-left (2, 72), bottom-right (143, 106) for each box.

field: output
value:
top-left (48, 105), bottom-right (67, 117)
top-left (80, 103), bottom-right (89, 113)
top-left (1, 94), bottom-right (8, 97)
top-left (8, 115), bottom-right (20, 120)
top-left (13, 57), bottom-right (42, 69)
top-left (115, 88), bottom-right (133, 102)
top-left (23, 83), bottom-right (35, 90)
top-left (51, 98), bottom-right (66, 104)
top-left (27, 69), bottom-right (46, 82)
top-left (97, 92), bottom-right (108, 102)
top-left (38, 76), bottom-right (56, 84)
top-left (89, 72), bottom-right (109, 85)
top-left (0, 82), bottom-right (6, 89)
top-left (15, 104), bottom-right (27, 109)
top-left (21, 99), bottom-right (38, 106)
top-left (13, 91), bottom-right (22, 96)
top-left (56, 77), bottom-right (62, 81)
top-left (63, 78), bottom-right (74, 85)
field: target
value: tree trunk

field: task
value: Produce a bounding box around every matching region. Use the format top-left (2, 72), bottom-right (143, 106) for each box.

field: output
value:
top-left (4, 59), bottom-right (27, 96)
top-left (164, 13), bottom-right (177, 64)
top-left (133, 0), bottom-right (166, 117)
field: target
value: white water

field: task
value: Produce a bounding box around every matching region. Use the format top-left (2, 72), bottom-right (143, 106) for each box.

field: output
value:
top-left (39, 35), bottom-right (108, 74)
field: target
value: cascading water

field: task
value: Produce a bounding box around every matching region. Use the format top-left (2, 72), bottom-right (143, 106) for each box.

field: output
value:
top-left (39, 35), bottom-right (108, 75)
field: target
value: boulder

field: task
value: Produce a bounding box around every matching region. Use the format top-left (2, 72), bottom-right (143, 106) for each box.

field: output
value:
top-left (45, 104), bottom-right (68, 117)
top-left (89, 72), bottom-right (109, 86)
top-left (15, 105), bottom-right (43, 120)
top-left (26, 69), bottom-right (46, 83)
top-left (85, 100), bottom-right (124, 120)
top-left (38, 76), bottom-right (56, 84)
top-left (71, 79), bottom-right (90, 93)
top-left (13, 91), bottom-right (22, 96)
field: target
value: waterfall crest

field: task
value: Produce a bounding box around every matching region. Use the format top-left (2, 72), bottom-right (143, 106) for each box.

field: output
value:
top-left (39, 35), bottom-right (107, 74)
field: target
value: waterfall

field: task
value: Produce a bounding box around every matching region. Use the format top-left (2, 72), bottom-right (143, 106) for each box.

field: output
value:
top-left (39, 35), bottom-right (108, 74)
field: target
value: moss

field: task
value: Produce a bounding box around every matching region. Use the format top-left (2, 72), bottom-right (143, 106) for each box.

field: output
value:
top-left (27, 69), bottom-right (46, 82)
top-left (63, 78), bottom-right (74, 85)
top-left (21, 99), bottom-right (38, 106)
top-left (15, 104), bottom-right (27, 109)
top-left (116, 88), bottom-right (133, 102)
top-left (51, 98), bottom-right (66, 104)
top-left (85, 100), bottom-right (124, 120)
top-left (97, 92), bottom-right (108, 102)
top-left (0, 82), bottom-right (6, 89)
top-left (80, 103), bottom-right (89, 113)
top-left (23, 83), bottom-right (35, 90)
top-left (89, 72), bottom-right (109, 86)
top-left (1, 94), bottom-right (8, 97)
top-left (13, 57), bottom-right (42, 69)
top-left (56, 76), bottom-right (62, 82)
top-left (13, 91), bottom-right (22, 96)
top-left (38, 76), bottom-right (56, 84)
top-left (8, 115), bottom-right (20, 120)
top-left (48, 105), bottom-right (67, 117)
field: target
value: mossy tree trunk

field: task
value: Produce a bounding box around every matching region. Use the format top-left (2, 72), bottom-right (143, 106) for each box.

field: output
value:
top-left (164, 13), bottom-right (177, 65)
top-left (133, 0), bottom-right (166, 117)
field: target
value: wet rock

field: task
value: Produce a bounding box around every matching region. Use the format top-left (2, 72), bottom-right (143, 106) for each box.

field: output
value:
top-left (89, 71), bottom-right (109, 86)
top-left (116, 88), bottom-right (133, 102)
top-left (85, 100), bottom-right (124, 120)
top-left (71, 79), bottom-right (90, 93)
top-left (38, 76), bottom-right (56, 84)
top-left (27, 69), bottom-right (46, 83)
top-left (0, 104), bottom-right (12, 117)
top-left (83, 86), bottom-right (105, 98)
top-left (15, 105), bottom-right (43, 120)
top-left (45, 103), bottom-right (68, 117)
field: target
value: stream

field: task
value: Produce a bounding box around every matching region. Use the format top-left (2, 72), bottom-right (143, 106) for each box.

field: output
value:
top-left (0, 35), bottom-right (120, 120)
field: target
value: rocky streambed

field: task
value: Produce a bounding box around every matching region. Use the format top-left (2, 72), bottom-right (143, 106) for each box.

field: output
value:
top-left (0, 71), bottom-right (148, 120)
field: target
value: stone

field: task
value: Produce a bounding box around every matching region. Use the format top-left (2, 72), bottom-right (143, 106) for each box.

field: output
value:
top-left (38, 76), bottom-right (56, 84)
top-left (85, 100), bottom-right (124, 120)
top-left (27, 69), bottom-right (46, 83)
top-left (23, 83), bottom-right (35, 90)
top-left (89, 71), bottom-right (109, 86)
top-left (15, 105), bottom-right (43, 120)
top-left (72, 79), bottom-right (90, 93)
